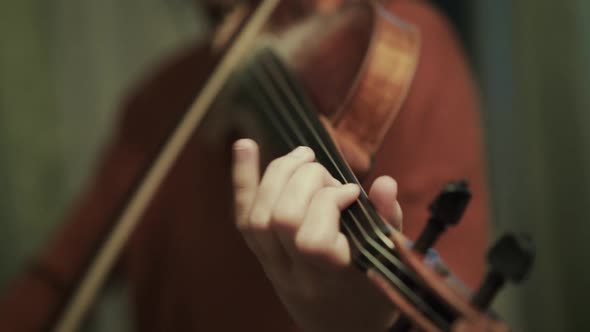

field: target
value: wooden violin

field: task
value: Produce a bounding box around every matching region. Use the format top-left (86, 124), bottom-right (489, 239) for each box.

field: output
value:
top-left (0, 1), bottom-right (532, 331)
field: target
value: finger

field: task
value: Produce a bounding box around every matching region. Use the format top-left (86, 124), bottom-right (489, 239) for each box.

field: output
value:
top-left (271, 162), bottom-right (336, 243)
top-left (248, 146), bottom-right (315, 230)
top-left (232, 139), bottom-right (272, 260)
top-left (294, 184), bottom-right (360, 268)
top-left (246, 146), bottom-right (315, 266)
top-left (232, 139), bottom-right (260, 228)
top-left (369, 176), bottom-right (403, 231)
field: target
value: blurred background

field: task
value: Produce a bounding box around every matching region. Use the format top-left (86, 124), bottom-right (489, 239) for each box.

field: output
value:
top-left (1, 0), bottom-right (589, 331)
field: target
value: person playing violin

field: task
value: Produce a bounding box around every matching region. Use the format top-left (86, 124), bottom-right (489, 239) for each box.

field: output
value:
top-left (0, 0), bottom-right (490, 331)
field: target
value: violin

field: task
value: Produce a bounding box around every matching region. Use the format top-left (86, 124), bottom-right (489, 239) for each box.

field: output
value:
top-left (0, 1), bottom-right (532, 331)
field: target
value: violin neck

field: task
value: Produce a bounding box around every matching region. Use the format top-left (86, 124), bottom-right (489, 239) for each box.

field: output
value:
top-left (235, 48), bottom-right (459, 331)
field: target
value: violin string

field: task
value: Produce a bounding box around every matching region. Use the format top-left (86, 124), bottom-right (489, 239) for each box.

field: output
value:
top-left (253, 52), bottom-right (402, 262)
top-left (249, 61), bottom-right (391, 260)
top-left (246, 60), bottom-right (377, 250)
top-left (340, 222), bottom-right (448, 329)
top-left (248, 53), bottom-right (414, 290)
top-left (259, 51), bottom-right (397, 249)
top-left (258, 52), bottom-right (451, 328)
top-left (250, 54), bottom-right (407, 270)
top-left (245, 83), bottom-right (298, 149)
top-left (244, 52), bottom-right (414, 297)
top-left (243, 65), bottom-right (381, 257)
top-left (242, 56), bottom-right (446, 328)
top-left (244, 60), bottom-right (400, 292)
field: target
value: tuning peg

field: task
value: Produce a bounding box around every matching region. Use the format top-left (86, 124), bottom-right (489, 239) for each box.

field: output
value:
top-left (471, 233), bottom-right (535, 310)
top-left (413, 180), bottom-right (471, 253)
top-left (389, 181), bottom-right (471, 332)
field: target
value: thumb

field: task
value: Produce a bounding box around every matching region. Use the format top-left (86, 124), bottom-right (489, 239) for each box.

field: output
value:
top-left (369, 176), bottom-right (403, 231)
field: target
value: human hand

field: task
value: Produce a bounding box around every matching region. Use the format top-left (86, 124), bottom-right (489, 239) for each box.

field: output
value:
top-left (231, 139), bottom-right (403, 332)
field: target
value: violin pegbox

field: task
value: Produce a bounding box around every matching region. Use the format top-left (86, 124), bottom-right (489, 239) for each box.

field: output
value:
top-left (382, 181), bottom-right (534, 332)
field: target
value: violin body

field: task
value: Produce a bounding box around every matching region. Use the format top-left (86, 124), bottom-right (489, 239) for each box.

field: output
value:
top-left (0, 1), bottom-right (497, 331)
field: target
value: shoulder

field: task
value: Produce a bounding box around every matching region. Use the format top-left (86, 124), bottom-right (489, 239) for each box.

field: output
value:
top-left (383, 0), bottom-right (477, 110)
top-left (385, 0), bottom-right (470, 80)
top-left (385, 0), bottom-right (460, 47)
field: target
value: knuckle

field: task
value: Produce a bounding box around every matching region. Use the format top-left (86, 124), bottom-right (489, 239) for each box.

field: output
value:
top-left (313, 186), bottom-right (337, 203)
top-left (234, 203), bottom-right (248, 218)
top-left (264, 157), bottom-right (283, 173)
top-left (295, 233), bottom-right (329, 257)
top-left (233, 182), bottom-right (251, 197)
top-left (271, 207), bottom-right (303, 230)
top-left (301, 161), bottom-right (324, 173)
top-left (247, 208), bottom-right (270, 231)
top-left (298, 162), bottom-right (327, 179)
top-left (290, 146), bottom-right (314, 160)
top-left (233, 189), bottom-right (251, 207)
top-left (232, 179), bottom-right (249, 191)
top-left (262, 154), bottom-right (302, 179)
